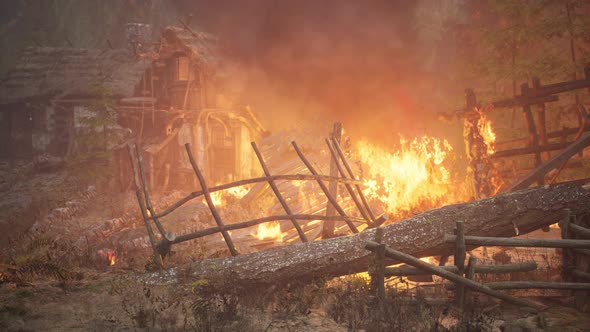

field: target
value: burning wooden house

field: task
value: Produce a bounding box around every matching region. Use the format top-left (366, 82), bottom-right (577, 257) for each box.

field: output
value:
top-left (0, 25), bottom-right (266, 187)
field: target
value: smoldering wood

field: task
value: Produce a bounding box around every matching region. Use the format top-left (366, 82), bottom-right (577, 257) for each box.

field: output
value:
top-left (174, 183), bottom-right (590, 289)
top-left (485, 281), bottom-right (590, 290)
top-left (365, 241), bottom-right (546, 310)
top-left (384, 261), bottom-right (537, 277)
top-left (251, 142), bottom-right (308, 243)
top-left (444, 235), bottom-right (590, 248)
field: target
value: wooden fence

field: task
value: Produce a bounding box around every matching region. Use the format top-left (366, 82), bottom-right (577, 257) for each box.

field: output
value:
top-left (127, 138), bottom-right (383, 271)
top-left (366, 210), bottom-right (590, 312)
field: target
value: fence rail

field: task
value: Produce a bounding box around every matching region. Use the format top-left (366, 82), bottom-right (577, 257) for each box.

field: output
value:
top-left (127, 137), bottom-right (381, 270)
top-left (365, 211), bottom-right (590, 312)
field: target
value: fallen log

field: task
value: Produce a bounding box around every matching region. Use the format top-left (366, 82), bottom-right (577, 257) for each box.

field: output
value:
top-left (167, 183), bottom-right (590, 288)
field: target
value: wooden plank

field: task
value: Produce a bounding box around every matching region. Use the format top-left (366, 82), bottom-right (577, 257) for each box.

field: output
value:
top-left (444, 234), bottom-right (590, 248)
top-left (507, 132), bottom-right (590, 191)
top-left (365, 241), bottom-right (546, 310)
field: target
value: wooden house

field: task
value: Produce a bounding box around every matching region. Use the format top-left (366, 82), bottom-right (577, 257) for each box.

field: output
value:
top-left (0, 26), bottom-right (266, 189)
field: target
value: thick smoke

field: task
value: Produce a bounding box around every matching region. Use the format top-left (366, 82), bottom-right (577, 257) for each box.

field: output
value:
top-left (181, 0), bottom-right (463, 143)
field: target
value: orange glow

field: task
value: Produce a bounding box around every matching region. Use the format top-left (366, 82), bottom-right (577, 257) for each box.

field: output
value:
top-left (477, 110), bottom-right (496, 155)
top-left (354, 136), bottom-right (467, 218)
top-left (208, 185), bottom-right (249, 207)
top-left (253, 222), bottom-right (283, 241)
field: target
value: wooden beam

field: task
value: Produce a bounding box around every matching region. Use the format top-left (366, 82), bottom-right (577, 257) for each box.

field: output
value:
top-left (508, 132), bottom-right (590, 191)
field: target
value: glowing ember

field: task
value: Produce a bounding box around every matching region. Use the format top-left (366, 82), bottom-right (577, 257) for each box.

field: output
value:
top-left (208, 185), bottom-right (250, 207)
top-left (477, 109), bottom-right (496, 155)
top-left (98, 249), bottom-right (116, 266)
top-left (354, 136), bottom-right (467, 218)
top-left (254, 222), bottom-right (283, 241)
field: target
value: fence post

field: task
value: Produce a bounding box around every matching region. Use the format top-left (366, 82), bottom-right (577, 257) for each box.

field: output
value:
top-left (560, 209), bottom-right (573, 281)
top-left (322, 122), bottom-right (342, 238)
top-left (368, 227), bottom-right (385, 327)
top-left (454, 220), bottom-right (466, 307)
top-left (461, 256), bottom-right (477, 310)
top-left (369, 227), bottom-right (386, 301)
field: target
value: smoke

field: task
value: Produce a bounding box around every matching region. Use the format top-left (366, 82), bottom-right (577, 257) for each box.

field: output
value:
top-left (179, 0), bottom-right (463, 143)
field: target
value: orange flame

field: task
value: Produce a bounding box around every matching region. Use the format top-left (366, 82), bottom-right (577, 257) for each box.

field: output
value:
top-left (107, 252), bottom-right (116, 266)
top-left (98, 249), bottom-right (116, 266)
top-left (253, 222), bottom-right (283, 241)
top-left (478, 111), bottom-right (496, 155)
top-left (354, 136), bottom-right (467, 218)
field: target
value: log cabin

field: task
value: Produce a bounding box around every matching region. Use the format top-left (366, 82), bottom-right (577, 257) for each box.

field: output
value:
top-left (0, 25), bottom-right (266, 190)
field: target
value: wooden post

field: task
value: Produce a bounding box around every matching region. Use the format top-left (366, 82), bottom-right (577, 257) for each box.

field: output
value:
top-left (369, 228), bottom-right (386, 301)
top-left (324, 138), bottom-right (372, 224)
top-left (462, 256), bottom-right (477, 310)
top-left (291, 141), bottom-right (359, 233)
top-left (533, 78), bottom-right (550, 161)
top-left (251, 142), bottom-right (308, 243)
top-left (365, 241), bottom-right (546, 311)
top-left (126, 144), bottom-right (162, 272)
top-left (521, 83), bottom-right (543, 170)
top-left (322, 123), bottom-right (342, 238)
top-left (330, 137), bottom-right (377, 222)
top-left (135, 144), bottom-right (167, 237)
top-left (454, 220), bottom-right (466, 307)
top-left (560, 209), bottom-right (573, 281)
top-left (184, 143), bottom-right (238, 256)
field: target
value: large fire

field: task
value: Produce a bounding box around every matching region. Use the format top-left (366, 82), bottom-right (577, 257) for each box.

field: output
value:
top-left (254, 221), bottom-right (283, 241)
top-left (354, 136), bottom-right (468, 218)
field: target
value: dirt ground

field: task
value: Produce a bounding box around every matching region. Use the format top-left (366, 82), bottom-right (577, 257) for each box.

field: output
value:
top-left (1, 161), bottom-right (590, 331)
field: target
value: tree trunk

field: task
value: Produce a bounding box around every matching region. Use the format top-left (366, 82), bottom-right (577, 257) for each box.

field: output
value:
top-left (172, 183), bottom-right (590, 288)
